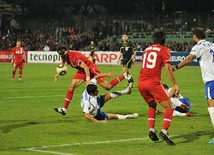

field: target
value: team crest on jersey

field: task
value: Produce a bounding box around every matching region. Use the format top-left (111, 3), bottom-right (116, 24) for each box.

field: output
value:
top-left (15, 49), bottom-right (23, 54)
top-left (125, 47), bottom-right (129, 51)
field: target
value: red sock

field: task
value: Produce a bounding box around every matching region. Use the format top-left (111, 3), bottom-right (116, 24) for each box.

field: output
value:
top-left (19, 69), bottom-right (22, 78)
top-left (63, 91), bottom-right (74, 109)
top-left (109, 75), bottom-right (125, 88)
top-left (162, 108), bottom-right (173, 130)
top-left (12, 69), bottom-right (17, 78)
top-left (148, 107), bottom-right (156, 128)
top-left (12, 72), bottom-right (15, 78)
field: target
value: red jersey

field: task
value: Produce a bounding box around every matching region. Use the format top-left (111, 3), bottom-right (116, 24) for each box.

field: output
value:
top-left (139, 44), bottom-right (171, 81)
top-left (64, 50), bottom-right (94, 71)
top-left (12, 46), bottom-right (25, 62)
top-left (63, 50), bottom-right (103, 81)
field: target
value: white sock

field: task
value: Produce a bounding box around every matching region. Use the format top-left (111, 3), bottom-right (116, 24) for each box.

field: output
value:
top-left (110, 85), bottom-right (131, 99)
top-left (125, 113), bottom-right (139, 119)
top-left (149, 128), bottom-right (155, 132)
top-left (161, 129), bottom-right (167, 134)
top-left (128, 82), bottom-right (133, 88)
top-left (173, 110), bottom-right (186, 116)
top-left (208, 107), bottom-right (214, 127)
top-left (117, 115), bottom-right (127, 120)
top-left (110, 90), bottom-right (127, 99)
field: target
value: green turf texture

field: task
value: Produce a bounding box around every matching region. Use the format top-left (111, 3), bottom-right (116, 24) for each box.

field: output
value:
top-left (0, 63), bottom-right (213, 155)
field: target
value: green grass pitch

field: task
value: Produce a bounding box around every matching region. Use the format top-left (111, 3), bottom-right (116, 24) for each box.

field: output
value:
top-left (0, 63), bottom-right (213, 155)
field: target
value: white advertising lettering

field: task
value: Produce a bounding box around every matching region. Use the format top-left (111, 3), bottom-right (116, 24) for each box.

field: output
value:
top-left (171, 56), bottom-right (187, 62)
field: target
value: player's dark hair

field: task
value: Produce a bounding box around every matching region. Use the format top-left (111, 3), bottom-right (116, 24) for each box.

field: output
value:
top-left (192, 27), bottom-right (205, 39)
top-left (57, 45), bottom-right (67, 56)
top-left (152, 31), bottom-right (166, 45)
top-left (87, 84), bottom-right (98, 95)
top-left (162, 84), bottom-right (169, 89)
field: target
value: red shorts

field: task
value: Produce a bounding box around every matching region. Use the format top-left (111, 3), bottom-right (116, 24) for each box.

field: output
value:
top-left (138, 79), bottom-right (169, 103)
top-left (13, 61), bottom-right (24, 69)
top-left (73, 65), bottom-right (106, 83)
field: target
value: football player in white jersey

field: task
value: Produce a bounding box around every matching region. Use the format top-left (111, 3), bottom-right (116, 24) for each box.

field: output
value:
top-left (80, 72), bottom-right (138, 123)
top-left (159, 84), bottom-right (193, 117)
top-left (172, 27), bottom-right (214, 144)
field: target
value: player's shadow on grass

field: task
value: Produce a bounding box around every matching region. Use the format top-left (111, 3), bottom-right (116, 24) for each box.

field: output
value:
top-left (173, 130), bottom-right (213, 144)
top-left (0, 121), bottom-right (38, 133)
top-left (0, 117), bottom-right (78, 133)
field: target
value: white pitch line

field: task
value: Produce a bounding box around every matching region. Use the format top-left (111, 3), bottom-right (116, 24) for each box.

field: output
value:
top-left (21, 137), bottom-right (149, 155)
top-left (2, 95), bottom-right (64, 99)
top-left (22, 148), bottom-right (74, 155)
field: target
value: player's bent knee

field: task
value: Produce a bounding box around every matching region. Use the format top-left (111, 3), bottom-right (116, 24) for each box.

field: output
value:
top-left (104, 88), bottom-right (111, 91)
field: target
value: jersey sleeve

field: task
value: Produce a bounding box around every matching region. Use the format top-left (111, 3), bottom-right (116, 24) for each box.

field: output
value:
top-left (75, 57), bottom-right (82, 67)
top-left (162, 47), bottom-right (171, 64)
top-left (190, 45), bottom-right (200, 58)
top-left (90, 78), bottom-right (97, 85)
top-left (82, 100), bottom-right (91, 113)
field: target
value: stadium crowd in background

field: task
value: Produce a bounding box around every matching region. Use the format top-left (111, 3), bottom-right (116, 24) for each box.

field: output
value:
top-left (88, 40), bottom-right (96, 63)
top-left (0, 26), bottom-right (202, 52)
top-left (0, 29), bottom-right (97, 51)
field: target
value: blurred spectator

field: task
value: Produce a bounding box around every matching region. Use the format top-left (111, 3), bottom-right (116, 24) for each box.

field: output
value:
top-left (0, 24), bottom-right (212, 52)
top-left (43, 43), bottom-right (50, 51)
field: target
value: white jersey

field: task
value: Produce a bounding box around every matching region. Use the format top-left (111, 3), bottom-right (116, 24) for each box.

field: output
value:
top-left (167, 87), bottom-right (183, 108)
top-left (190, 40), bottom-right (214, 83)
top-left (80, 78), bottom-right (99, 117)
top-left (167, 87), bottom-right (183, 98)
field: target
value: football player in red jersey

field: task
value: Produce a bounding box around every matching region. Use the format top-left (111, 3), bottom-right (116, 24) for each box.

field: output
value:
top-left (54, 45), bottom-right (133, 116)
top-left (11, 40), bottom-right (26, 80)
top-left (138, 31), bottom-right (179, 145)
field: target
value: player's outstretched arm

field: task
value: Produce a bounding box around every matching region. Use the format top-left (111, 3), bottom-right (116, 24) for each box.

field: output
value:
top-left (169, 87), bottom-right (176, 98)
top-left (79, 61), bottom-right (90, 85)
top-left (117, 53), bottom-right (123, 64)
top-left (172, 54), bottom-right (195, 71)
top-left (165, 63), bottom-right (179, 96)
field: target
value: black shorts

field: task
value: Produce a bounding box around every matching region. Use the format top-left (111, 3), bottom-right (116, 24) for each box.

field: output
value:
top-left (122, 59), bottom-right (132, 69)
